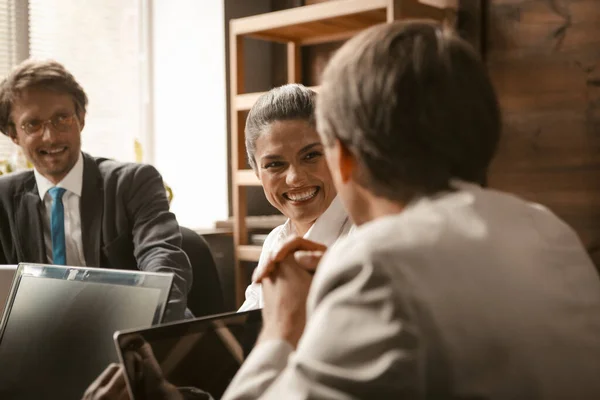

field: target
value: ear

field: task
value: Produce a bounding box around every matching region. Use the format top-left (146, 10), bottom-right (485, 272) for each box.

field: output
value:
top-left (254, 167), bottom-right (262, 184)
top-left (9, 131), bottom-right (19, 146)
top-left (77, 111), bottom-right (86, 131)
top-left (333, 139), bottom-right (356, 184)
top-left (252, 158), bottom-right (262, 181)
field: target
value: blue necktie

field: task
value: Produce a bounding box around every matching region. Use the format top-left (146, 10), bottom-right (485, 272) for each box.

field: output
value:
top-left (48, 187), bottom-right (67, 265)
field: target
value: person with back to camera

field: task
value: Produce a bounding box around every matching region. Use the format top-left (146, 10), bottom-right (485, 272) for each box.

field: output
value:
top-left (222, 20), bottom-right (600, 399)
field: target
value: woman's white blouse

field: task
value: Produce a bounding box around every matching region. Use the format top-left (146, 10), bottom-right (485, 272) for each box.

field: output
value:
top-left (238, 196), bottom-right (353, 312)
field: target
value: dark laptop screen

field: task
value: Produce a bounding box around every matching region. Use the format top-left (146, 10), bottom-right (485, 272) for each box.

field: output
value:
top-left (0, 264), bottom-right (173, 400)
top-left (0, 265), bottom-right (17, 318)
top-left (116, 310), bottom-right (263, 400)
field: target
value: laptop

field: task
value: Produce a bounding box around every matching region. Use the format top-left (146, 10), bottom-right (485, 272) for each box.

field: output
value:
top-left (0, 265), bottom-right (17, 319)
top-left (0, 263), bottom-right (174, 400)
top-left (114, 309), bottom-right (263, 400)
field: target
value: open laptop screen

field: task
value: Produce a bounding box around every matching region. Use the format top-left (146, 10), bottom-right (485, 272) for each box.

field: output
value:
top-left (115, 310), bottom-right (262, 400)
top-left (0, 265), bottom-right (17, 319)
top-left (0, 263), bottom-right (173, 400)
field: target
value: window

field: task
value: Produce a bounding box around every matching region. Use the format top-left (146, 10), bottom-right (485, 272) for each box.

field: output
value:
top-left (0, 0), bottom-right (26, 163)
top-left (22, 0), bottom-right (150, 163)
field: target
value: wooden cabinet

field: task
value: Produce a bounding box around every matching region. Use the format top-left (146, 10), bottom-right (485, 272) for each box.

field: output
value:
top-left (228, 0), bottom-right (455, 306)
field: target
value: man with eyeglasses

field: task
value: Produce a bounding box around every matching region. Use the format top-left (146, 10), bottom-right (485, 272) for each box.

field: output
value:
top-left (0, 59), bottom-right (192, 322)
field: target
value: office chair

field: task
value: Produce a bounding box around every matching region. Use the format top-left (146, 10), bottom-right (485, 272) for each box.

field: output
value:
top-left (180, 227), bottom-right (226, 317)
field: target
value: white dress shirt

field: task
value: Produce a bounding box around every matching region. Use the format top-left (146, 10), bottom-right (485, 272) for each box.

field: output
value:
top-left (238, 196), bottom-right (353, 312)
top-left (34, 152), bottom-right (87, 266)
top-left (223, 182), bottom-right (600, 399)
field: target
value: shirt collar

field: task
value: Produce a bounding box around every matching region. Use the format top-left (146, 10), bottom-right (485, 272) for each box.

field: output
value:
top-left (275, 195), bottom-right (350, 247)
top-left (304, 196), bottom-right (350, 246)
top-left (34, 152), bottom-right (84, 200)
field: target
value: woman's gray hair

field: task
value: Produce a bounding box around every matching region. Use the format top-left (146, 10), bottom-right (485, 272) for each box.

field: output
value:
top-left (245, 83), bottom-right (316, 171)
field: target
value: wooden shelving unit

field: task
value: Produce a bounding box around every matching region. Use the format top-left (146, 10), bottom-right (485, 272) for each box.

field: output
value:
top-left (229, 0), bottom-right (455, 306)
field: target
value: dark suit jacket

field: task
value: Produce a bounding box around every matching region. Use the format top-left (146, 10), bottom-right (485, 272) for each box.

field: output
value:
top-left (0, 152), bottom-right (192, 321)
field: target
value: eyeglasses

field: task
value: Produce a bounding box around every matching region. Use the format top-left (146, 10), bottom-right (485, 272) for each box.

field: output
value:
top-left (19, 113), bottom-right (77, 136)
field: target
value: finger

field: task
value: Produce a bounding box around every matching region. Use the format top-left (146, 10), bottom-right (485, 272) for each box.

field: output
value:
top-left (255, 238), bottom-right (326, 283)
top-left (271, 237), bottom-right (327, 264)
top-left (118, 386), bottom-right (131, 400)
top-left (293, 250), bottom-right (324, 273)
top-left (105, 365), bottom-right (127, 396)
top-left (94, 380), bottom-right (127, 400)
top-left (261, 275), bottom-right (274, 290)
top-left (254, 258), bottom-right (278, 283)
top-left (99, 363), bottom-right (122, 387)
top-left (139, 342), bottom-right (166, 381)
top-left (121, 334), bottom-right (146, 352)
top-left (256, 249), bottom-right (324, 283)
top-left (85, 363), bottom-right (120, 395)
top-left (259, 277), bottom-right (275, 309)
top-left (251, 255), bottom-right (275, 282)
top-left (138, 341), bottom-right (159, 364)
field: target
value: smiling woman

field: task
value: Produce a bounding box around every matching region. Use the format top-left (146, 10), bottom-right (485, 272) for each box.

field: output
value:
top-left (238, 84), bottom-right (353, 312)
top-left (254, 119), bottom-right (335, 236)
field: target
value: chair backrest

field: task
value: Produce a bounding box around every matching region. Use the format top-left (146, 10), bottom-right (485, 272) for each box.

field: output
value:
top-left (180, 227), bottom-right (226, 317)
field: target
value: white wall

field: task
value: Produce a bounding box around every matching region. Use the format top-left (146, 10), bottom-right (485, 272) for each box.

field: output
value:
top-left (152, 0), bottom-right (228, 229)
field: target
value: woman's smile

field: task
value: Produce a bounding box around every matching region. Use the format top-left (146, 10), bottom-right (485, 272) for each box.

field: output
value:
top-left (283, 186), bottom-right (320, 203)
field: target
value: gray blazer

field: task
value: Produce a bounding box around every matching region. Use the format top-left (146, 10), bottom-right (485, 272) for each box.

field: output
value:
top-left (224, 182), bottom-right (600, 399)
top-left (0, 152), bottom-right (192, 321)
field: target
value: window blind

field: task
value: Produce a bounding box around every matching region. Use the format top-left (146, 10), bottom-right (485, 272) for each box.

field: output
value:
top-left (28, 0), bottom-right (146, 162)
top-left (0, 0), bottom-right (17, 161)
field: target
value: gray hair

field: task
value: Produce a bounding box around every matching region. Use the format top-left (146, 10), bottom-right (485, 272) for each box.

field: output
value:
top-left (316, 21), bottom-right (501, 202)
top-left (245, 84), bottom-right (316, 171)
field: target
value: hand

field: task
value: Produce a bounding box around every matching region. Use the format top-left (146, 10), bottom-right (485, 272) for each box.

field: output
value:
top-left (254, 237), bottom-right (327, 283)
top-left (259, 252), bottom-right (315, 348)
top-left (82, 336), bottom-right (182, 400)
top-left (82, 363), bottom-right (129, 400)
top-left (121, 335), bottom-right (183, 400)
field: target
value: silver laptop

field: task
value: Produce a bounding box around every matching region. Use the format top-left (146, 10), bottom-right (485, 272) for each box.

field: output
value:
top-left (0, 263), bottom-right (174, 400)
top-left (0, 265), bottom-right (17, 320)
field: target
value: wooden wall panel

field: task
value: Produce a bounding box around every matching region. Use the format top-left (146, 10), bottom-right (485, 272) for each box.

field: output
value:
top-left (225, 0), bottom-right (285, 218)
top-left (267, 0), bottom-right (600, 267)
top-left (486, 0), bottom-right (600, 266)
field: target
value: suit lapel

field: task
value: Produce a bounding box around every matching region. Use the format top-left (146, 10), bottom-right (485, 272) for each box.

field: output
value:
top-left (14, 174), bottom-right (46, 263)
top-left (80, 153), bottom-right (103, 267)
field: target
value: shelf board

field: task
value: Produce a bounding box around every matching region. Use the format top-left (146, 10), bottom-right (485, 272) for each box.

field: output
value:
top-left (237, 245), bottom-right (263, 262)
top-left (215, 215), bottom-right (287, 230)
top-left (192, 227), bottom-right (233, 236)
top-left (420, 0), bottom-right (458, 8)
top-left (230, 0), bottom-right (389, 45)
top-left (236, 86), bottom-right (320, 111)
top-left (236, 169), bottom-right (261, 186)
